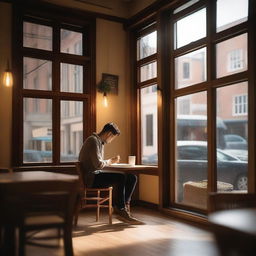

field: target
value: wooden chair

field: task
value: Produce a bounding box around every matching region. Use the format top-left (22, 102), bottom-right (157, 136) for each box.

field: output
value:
top-left (74, 162), bottom-right (113, 225)
top-left (3, 179), bottom-right (78, 256)
top-left (208, 192), bottom-right (256, 213)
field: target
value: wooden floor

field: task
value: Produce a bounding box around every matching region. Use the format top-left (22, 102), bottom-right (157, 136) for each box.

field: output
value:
top-left (26, 207), bottom-right (220, 256)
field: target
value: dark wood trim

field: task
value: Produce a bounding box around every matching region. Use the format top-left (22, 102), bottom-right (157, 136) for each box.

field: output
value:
top-left (212, 22), bottom-right (248, 43)
top-left (137, 78), bottom-right (158, 89)
top-left (173, 39), bottom-right (207, 57)
top-left (157, 10), bottom-right (171, 209)
top-left (125, 0), bottom-right (182, 30)
top-left (169, 5), bottom-right (176, 207)
top-left (206, 0), bottom-right (217, 204)
top-left (137, 54), bottom-right (157, 67)
top-left (161, 207), bottom-right (208, 225)
top-left (248, 0), bottom-right (256, 193)
top-left (12, 3), bottom-right (23, 166)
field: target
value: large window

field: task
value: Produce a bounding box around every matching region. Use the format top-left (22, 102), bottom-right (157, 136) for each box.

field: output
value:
top-left (135, 24), bottom-right (158, 166)
top-left (170, 0), bottom-right (250, 211)
top-left (13, 6), bottom-right (95, 165)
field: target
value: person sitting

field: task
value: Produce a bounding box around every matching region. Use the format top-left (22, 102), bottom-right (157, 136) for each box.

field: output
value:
top-left (79, 122), bottom-right (143, 224)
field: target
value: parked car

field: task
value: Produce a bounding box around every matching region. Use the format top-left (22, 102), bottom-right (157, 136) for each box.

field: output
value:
top-left (23, 150), bottom-right (42, 163)
top-left (142, 141), bottom-right (248, 193)
top-left (142, 153), bottom-right (158, 165)
top-left (224, 134), bottom-right (248, 150)
top-left (177, 141), bottom-right (248, 192)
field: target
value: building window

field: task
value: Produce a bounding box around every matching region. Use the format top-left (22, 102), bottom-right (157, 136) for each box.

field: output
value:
top-left (233, 94), bottom-right (248, 116)
top-left (182, 62), bottom-right (190, 79)
top-left (229, 49), bottom-right (243, 72)
top-left (146, 114), bottom-right (153, 146)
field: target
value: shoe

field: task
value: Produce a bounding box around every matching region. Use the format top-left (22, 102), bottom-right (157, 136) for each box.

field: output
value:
top-left (114, 208), bottom-right (144, 225)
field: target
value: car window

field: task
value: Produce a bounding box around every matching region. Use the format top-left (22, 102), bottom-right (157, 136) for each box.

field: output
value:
top-left (217, 150), bottom-right (237, 161)
top-left (178, 146), bottom-right (207, 160)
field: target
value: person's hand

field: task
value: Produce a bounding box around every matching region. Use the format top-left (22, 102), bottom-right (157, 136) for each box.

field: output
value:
top-left (110, 155), bottom-right (120, 164)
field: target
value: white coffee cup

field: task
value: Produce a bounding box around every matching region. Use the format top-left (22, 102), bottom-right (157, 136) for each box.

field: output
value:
top-left (128, 155), bottom-right (136, 165)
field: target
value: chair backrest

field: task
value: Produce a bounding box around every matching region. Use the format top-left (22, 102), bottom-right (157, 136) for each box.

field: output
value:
top-left (75, 162), bottom-right (86, 193)
top-left (208, 192), bottom-right (256, 213)
top-left (3, 180), bottom-right (78, 225)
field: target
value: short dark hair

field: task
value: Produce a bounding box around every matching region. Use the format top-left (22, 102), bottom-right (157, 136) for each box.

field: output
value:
top-left (101, 122), bottom-right (121, 135)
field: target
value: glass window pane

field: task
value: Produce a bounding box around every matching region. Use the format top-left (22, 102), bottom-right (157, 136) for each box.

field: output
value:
top-left (61, 29), bottom-right (83, 55)
top-left (23, 22), bottom-right (52, 51)
top-left (140, 62), bottom-right (157, 82)
top-left (137, 31), bottom-right (157, 60)
top-left (61, 63), bottom-right (83, 93)
top-left (216, 82), bottom-right (248, 192)
top-left (23, 98), bottom-right (52, 163)
top-left (175, 8), bottom-right (206, 49)
top-left (141, 85), bottom-right (158, 165)
top-left (175, 47), bottom-right (206, 89)
top-left (60, 101), bottom-right (83, 162)
top-left (216, 34), bottom-right (247, 78)
top-left (175, 91), bottom-right (207, 209)
top-left (217, 0), bottom-right (248, 32)
top-left (23, 57), bottom-right (52, 90)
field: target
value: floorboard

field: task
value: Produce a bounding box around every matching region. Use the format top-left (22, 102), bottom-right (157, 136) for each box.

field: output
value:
top-left (25, 207), bottom-right (219, 256)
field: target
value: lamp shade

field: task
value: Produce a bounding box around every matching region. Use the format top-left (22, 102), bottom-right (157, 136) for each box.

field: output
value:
top-left (103, 92), bottom-right (108, 107)
top-left (3, 70), bottom-right (13, 87)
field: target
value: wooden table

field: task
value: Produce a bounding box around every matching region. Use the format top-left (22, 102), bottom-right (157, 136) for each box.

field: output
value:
top-left (104, 164), bottom-right (158, 205)
top-left (104, 164), bottom-right (158, 175)
top-left (0, 171), bottom-right (78, 256)
top-left (209, 208), bottom-right (256, 255)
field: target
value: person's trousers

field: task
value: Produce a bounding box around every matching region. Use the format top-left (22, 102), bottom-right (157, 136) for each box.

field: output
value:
top-left (92, 171), bottom-right (137, 209)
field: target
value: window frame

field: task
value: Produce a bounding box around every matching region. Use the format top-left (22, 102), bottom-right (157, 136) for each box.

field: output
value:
top-left (12, 2), bottom-right (96, 166)
top-left (169, 0), bottom-right (252, 213)
top-left (130, 21), bottom-right (159, 167)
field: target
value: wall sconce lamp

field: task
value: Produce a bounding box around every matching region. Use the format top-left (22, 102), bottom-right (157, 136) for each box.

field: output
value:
top-left (103, 92), bottom-right (108, 107)
top-left (98, 80), bottom-right (111, 108)
top-left (3, 61), bottom-right (13, 87)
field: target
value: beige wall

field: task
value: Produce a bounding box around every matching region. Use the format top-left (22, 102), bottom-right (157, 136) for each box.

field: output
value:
top-left (0, 2), bottom-right (12, 168)
top-left (96, 18), bottom-right (131, 162)
top-left (139, 174), bottom-right (159, 204)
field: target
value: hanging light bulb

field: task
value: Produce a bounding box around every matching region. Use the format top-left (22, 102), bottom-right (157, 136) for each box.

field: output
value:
top-left (3, 61), bottom-right (13, 87)
top-left (103, 92), bottom-right (108, 107)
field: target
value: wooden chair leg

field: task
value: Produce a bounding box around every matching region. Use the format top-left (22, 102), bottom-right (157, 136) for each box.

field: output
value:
top-left (96, 204), bottom-right (100, 222)
top-left (63, 227), bottom-right (73, 256)
top-left (73, 197), bottom-right (81, 226)
top-left (19, 227), bottom-right (26, 256)
top-left (109, 190), bottom-right (112, 224)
